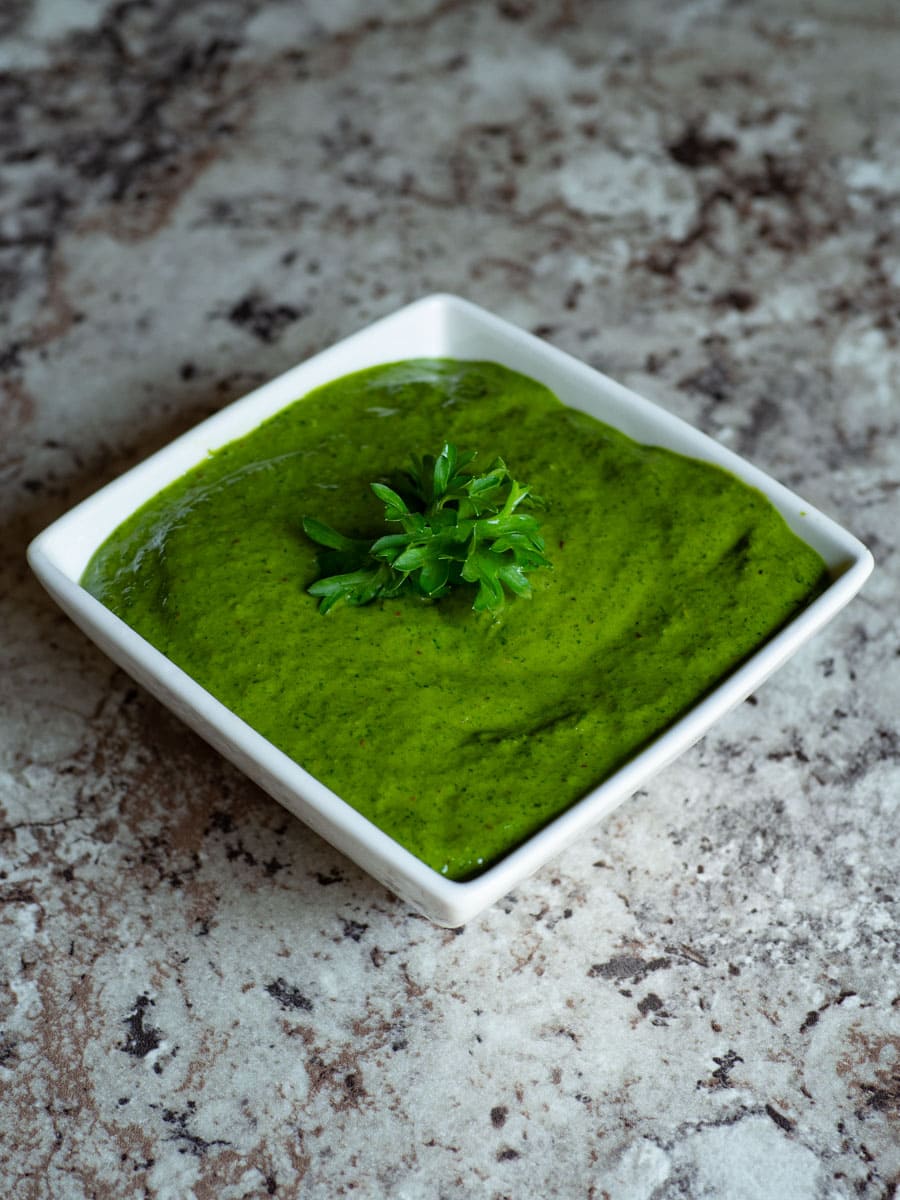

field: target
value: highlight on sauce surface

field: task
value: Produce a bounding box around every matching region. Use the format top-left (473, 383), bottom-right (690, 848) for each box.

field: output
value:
top-left (82, 359), bottom-right (828, 880)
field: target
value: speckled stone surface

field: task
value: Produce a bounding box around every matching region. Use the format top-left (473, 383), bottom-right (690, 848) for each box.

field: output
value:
top-left (2, 1), bottom-right (898, 1196)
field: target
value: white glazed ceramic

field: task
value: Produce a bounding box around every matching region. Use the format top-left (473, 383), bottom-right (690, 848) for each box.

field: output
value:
top-left (27, 295), bottom-right (874, 925)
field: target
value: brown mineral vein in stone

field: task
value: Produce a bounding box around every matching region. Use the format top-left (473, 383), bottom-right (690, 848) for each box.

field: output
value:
top-left (511, 935), bottom-right (544, 975)
top-left (95, 1121), bottom-right (157, 1198)
top-left (0, 379), bottom-right (36, 471)
top-left (4, 965), bottom-right (106, 1191)
top-left (192, 1147), bottom-right (264, 1200)
top-left (836, 1027), bottom-right (900, 1120)
top-left (61, 1158), bottom-right (126, 1200)
top-left (169, 796), bottom-right (215, 858)
top-left (303, 1037), bottom-right (372, 1113)
top-left (77, 144), bottom-right (223, 243)
top-left (287, 1128), bottom-right (313, 1188)
top-left (181, 878), bottom-right (221, 938)
top-left (399, 963), bottom-right (426, 1001)
top-left (24, 251), bottom-right (77, 351)
top-left (280, 1020), bottom-right (316, 1046)
top-left (175, 1026), bottom-right (224, 1095)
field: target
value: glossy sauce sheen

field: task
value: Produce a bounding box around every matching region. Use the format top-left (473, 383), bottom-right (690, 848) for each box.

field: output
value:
top-left (82, 361), bottom-right (828, 879)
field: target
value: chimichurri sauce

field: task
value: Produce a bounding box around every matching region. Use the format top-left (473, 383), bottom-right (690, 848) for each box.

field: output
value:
top-left (82, 360), bottom-right (828, 880)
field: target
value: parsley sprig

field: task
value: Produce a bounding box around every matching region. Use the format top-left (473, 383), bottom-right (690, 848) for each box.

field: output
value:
top-left (303, 443), bottom-right (551, 614)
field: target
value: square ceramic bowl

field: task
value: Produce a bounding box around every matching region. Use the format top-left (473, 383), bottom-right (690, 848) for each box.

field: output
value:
top-left (27, 295), bottom-right (873, 925)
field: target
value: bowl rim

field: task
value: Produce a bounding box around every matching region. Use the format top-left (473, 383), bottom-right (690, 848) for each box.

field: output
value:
top-left (27, 294), bottom-right (874, 925)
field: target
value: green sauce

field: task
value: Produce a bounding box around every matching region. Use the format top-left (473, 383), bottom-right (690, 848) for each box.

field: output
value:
top-left (82, 360), bottom-right (827, 880)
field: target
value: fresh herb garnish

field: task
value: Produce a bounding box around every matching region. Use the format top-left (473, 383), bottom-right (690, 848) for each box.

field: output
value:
top-left (303, 443), bottom-right (551, 614)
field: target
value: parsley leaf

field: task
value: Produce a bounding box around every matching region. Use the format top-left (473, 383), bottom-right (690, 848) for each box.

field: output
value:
top-left (303, 443), bottom-right (551, 614)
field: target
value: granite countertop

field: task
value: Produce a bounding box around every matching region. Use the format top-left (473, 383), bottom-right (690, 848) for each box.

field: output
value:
top-left (2, 1), bottom-right (898, 1196)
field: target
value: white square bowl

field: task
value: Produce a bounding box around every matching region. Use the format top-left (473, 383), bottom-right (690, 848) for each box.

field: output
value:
top-left (27, 295), bottom-right (874, 926)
